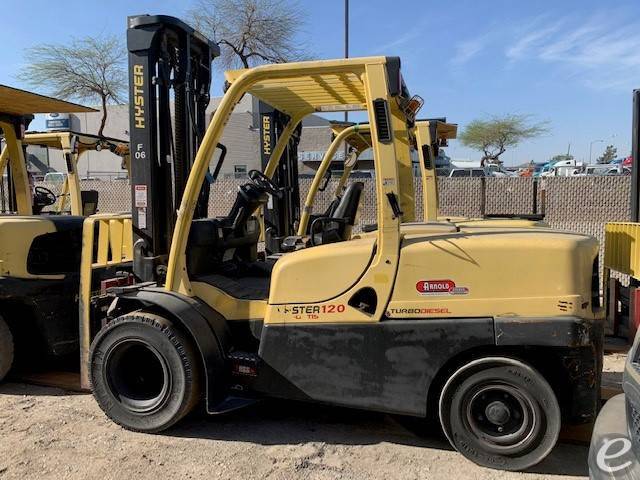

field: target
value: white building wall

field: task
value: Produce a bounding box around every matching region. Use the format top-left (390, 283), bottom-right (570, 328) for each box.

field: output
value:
top-left (37, 94), bottom-right (337, 179)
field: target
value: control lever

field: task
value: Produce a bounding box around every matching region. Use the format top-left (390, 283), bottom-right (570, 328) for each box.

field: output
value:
top-left (386, 192), bottom-right (403, 219)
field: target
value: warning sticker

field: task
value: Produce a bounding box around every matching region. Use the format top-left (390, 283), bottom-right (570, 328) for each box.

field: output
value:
top-left (416, 280), bottom-right (469, 296)
top-left (137, 207), bottom-right (147, 229)
top-left (134, 185), bottom-right (148, 208)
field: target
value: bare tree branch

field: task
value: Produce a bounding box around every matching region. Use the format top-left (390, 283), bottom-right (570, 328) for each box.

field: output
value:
top-left (188, 0), bottom-right (310, 70)
top-left (19, 35), bottom-right (126, 136)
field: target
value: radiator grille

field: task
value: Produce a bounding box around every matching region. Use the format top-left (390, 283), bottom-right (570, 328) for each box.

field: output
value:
top-left (373, 99), bottom-right (391, 143)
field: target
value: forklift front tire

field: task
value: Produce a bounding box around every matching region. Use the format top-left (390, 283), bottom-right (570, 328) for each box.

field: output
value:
top-left (89, 312), bottom-right (202, 433)
top-left (438, 357), bottom-right (561, 471)
top-left (0, 315), bottom-right (14, 383)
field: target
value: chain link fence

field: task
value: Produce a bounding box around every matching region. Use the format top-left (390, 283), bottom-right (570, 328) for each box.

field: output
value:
top-left (0, 174), bottom-right (628, 289)
top-left (22, 175), bottom-right (631, 226)
top-left (3, 175), bottom-right (627, 276)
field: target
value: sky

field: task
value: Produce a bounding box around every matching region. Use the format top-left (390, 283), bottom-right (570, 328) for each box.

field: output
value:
top-left (1, 0), bottom-right (639, 165)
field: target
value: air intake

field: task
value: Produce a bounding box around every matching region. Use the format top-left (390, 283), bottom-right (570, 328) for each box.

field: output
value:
top-left (373, 98), bottom-right (392, 143)
top-left (422, 144), bottom-right (433, 170)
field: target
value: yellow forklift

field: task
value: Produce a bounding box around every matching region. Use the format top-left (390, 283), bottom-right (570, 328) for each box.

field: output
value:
top-left (19, 131), bottom-right (130, 216)
top-left (294, 119), bottom-right (544, 242)
top-left (0, 16), bottom-right (215, 388)
top-left (589, 89), bottom-right (640, 475)
top-left (0, 85), bottom-right (101, 382)
top-left (299, 119), bottom-right (456, 234)
top-left (82, 16), bottom-right (604, 471)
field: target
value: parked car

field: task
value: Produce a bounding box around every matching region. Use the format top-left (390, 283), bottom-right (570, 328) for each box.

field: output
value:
top-left (448, 165), bottom-right (516, 178)
top-left (540, 160), bottom-right (586, 177)
top-left (589, 331), bottom-right (640, 478)
top-left (575, 164), bottom-right (626, 176)
top-left (485, 163), bottom-right (517, 177)
top-left (449, 167), bottom-right (485, 177)
top-left (43, 171), bottom-right (66, 183)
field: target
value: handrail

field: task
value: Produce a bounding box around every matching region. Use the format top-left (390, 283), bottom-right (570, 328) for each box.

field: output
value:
top-left (78, 213), bottom-right (133, 389)
top-left (604, 222), bottom-right (640, 279)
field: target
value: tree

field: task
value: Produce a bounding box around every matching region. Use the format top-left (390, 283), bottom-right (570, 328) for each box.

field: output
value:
top-left (596, 144), bottom-right (617, 164)
top-left (188, 0), bottom-right (308, 69)
top-left (551, 153), bottom-right (574, 163)
top-left (20, 36), bottom-right (126, 137)
top-left (459, 114), bottom-right (548, 165)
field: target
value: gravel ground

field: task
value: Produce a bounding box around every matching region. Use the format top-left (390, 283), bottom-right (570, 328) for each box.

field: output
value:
top-left (0, 380), bottom-right (594, 480)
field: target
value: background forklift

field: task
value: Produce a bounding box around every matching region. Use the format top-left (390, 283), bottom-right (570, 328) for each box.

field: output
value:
top-left (2, 15), bottom-right (219, 389)
top-left (294, 119), bottom-right (458, 245)
top-left (0, 85), bottom-right (99, 382)
top-left (588, 89), bottom-right (640, 477)
top-left (19, 131), bottom-right (130, 216)
top-left (289, 118), bottom-right (542, 251)
top-left (82, 16), bottom-right (603, 471)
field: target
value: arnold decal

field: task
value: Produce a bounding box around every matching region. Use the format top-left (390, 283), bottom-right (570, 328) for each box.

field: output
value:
top-left (416, 279), bottom-right (469, 296)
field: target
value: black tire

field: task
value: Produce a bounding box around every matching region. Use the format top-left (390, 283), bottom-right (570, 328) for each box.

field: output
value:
top-left (0, 315), bottom-right (13, 383)
top-left (89, 312), bottom-right (202, 433)
top-left (439, 357), bottom-right (561, 471)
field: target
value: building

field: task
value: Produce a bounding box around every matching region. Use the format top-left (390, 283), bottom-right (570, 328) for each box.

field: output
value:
top-left (32, 94), bottom-right (357, 179)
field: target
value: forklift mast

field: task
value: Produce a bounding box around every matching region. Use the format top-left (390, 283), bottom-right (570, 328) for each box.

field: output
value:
top-left (258, 101), bottom-right (302, 254)
top-left (127, 15), bottom-right (219, 281)
top-left (632, 89), bottom-right (640, 222)
top-left (3, 114), bottom-right (33, 213)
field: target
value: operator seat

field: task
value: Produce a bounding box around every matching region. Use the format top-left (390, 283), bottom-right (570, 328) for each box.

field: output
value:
top-left (321, 181), bottom-right (364, 242)
top-left (81, 190), bottom-right (99, 216)
top-left (282, 181), bottom-right (364, 251)
top-left (186, 180), bottom-right (274, 300)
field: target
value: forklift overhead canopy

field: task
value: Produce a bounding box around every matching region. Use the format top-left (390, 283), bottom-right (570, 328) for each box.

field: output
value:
top-left (23, 131), bottom-right (129, 156)
top-left (429, 120), bottom-right (458, 142)
top-left (329, 119), bottom-right (458, 154)
top-left (329, 122), bottom-right (373, 153)
top-left (224, 58), bottom-right (387, 116)
top-left (0, 85), bottom-right (97, 116)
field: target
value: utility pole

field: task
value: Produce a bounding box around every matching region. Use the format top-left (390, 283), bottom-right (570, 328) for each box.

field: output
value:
top-left (589, 139), bottom-right (604, 164)
top-left (343, 0), bottom-right (349, 164)
top-left (344, 0), bottom-right (349, 117)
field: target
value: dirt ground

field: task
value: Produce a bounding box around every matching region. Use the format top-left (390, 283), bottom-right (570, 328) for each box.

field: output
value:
top-left (0, 353), bottom-right (626, 480)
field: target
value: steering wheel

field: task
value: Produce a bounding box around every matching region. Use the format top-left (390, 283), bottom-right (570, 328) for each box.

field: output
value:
top-left (248, 170), bottom-right (281, 197)
top-left (34, 186), bottom-right (57, 206)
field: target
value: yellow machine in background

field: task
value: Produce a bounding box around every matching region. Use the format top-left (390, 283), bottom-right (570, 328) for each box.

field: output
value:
top-left (294, 119), bottom-right (542, 246)
top-left (299, 120), bottom-right (457, 229)
top-left (0, 85), bottom-right (132, 387)
top-left (83, 39), bottom-right (603, 472)
top-left (20, 131), bottom-right (129, 216)
top-left (0, 85), bottom-right (95, 383)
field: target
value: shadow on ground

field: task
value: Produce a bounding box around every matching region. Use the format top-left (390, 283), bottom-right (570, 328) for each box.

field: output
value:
top-left (0, 381), bottom-right (84, 397)
top-left (169, 398), bottom-right (589, 477)
top-left (0, 382), bottom-right (589, 477)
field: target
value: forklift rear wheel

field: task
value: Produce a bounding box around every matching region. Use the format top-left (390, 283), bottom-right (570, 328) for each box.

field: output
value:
top-left (89, 312), bottom-right (202, 433)
top-left (0, 315), bottom-right (14, 382)
top-left (438, 357), bottom-right (560, 471)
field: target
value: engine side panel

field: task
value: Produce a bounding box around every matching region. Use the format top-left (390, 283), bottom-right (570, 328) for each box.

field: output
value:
top-left (0, 275), bottom-right (80, 356)
top-left (268, 236), bottom-right (376, 304)
top-left (256, 318), bottom-right (495, 416)
top-left (388, 229), bottom-right (600, 319)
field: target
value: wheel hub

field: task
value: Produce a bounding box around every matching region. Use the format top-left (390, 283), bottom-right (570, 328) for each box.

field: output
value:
top-left (104, 339), bottom-right (171, 414)
top-left (465, 383), bottom-right (539, 453)
top-left (485, 400), bottom-right (511, 426)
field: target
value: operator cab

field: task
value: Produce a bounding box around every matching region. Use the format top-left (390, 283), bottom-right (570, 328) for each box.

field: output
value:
top-left (282, 180), bottom-right (364, 252)
top-left (186, 146), bottom-right (365, 300)
top-left (187, 170), bottom-right (278, 299)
